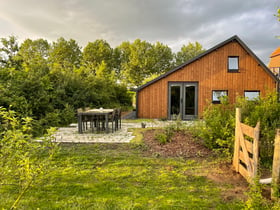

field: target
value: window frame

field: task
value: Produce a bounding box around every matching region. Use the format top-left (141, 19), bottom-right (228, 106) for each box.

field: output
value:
top-left (244, 90), bottom-right (260, 100)
top-left (228, 56), bottom-right (239, 72)
top-left (212, 90), bottom-right (228, 104)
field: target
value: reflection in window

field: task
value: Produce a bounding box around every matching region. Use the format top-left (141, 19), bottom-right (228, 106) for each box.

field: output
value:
top-left (228, 56), bottom-right (239, 71)
top-left (244, 91), bottom-right (260, 100)
top-left (212, 90), bottom-right (228, 103)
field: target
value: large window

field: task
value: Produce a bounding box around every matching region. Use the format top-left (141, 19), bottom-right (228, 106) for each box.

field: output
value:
top-left (228, 56), bottom-right (239, 72)
top-left (212, 90), bottom-right (228, 104)
top-left (244, 91), bottom-right (260, 100)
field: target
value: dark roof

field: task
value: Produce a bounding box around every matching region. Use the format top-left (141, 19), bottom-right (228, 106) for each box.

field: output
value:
top-left (137, 35), bottom-right (279, 91)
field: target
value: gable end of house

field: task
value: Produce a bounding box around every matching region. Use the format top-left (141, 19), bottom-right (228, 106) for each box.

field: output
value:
top-left (137, 35), bottom-right (279, 92)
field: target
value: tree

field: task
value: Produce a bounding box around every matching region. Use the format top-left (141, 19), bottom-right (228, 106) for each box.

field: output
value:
top-left (0, 36), bottom-right (21, 69)
top-left (18, 38), bottom-right (50, 71)
top-left (117, 39), bottom-right (174, 87)
top-left (48, 37), bottom-right (81, 71)
top-left (175, 42), bottom-right (205, 65)
top-left (82, 39), bottom-right (113, 75)
top-left (151, 41), bottom-right (174, 74)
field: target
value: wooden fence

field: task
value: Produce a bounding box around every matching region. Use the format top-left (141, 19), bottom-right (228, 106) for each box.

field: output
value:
top-left (232, 108), bottom-right (280, 200)
top-left (232, 108), bottom-right (260, 182)
top-left (272, 129), bottom-right (280, 200)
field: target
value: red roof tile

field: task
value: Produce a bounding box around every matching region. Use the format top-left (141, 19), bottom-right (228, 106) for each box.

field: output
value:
top-left (270, 47), bottom-right (280, 57)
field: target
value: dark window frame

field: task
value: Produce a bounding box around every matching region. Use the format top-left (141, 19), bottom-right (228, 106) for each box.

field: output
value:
top-left (244, 90), bottom-right (260, 100)
top-left (228, 56), bottom-right (239, 72)
top-left (212, 90), bottom-right (228, 104)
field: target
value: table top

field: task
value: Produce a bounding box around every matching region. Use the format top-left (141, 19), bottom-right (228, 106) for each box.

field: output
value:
top-left (78, 108), bottom-right (114, 114)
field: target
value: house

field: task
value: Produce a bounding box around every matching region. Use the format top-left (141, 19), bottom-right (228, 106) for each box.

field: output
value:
top-left (268, 46), bottom-right (280, 78)
top-left (136, 35), bottom-right (279, 120)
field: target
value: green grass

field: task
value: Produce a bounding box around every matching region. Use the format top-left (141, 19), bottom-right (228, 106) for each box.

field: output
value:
top-left (0, 143), bottom-right (244, 209)
top-left (122, 119), bottom-right (156, 123)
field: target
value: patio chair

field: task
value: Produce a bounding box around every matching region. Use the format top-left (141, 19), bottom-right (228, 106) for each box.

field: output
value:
top-left (77, 107), bottom-right (93, 132)
top-left (95, 109), bottom-right (115, 133)
top-left (77, 108), bottom-right (88, 132)
top-left (114, 108), bottom-right (122, 131)
top-left (108, 109), bottom-right (116, 133)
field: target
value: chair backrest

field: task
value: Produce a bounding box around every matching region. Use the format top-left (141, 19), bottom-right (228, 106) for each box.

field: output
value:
top-left (116, 108), bottom-right (121, 119)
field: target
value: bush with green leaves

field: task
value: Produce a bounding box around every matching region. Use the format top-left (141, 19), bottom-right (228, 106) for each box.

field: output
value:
top-left (237, 92), bottom-right (280, 163)
top-left (0, 107), bottom-right (58, 209)
top-left (190, 97), bottom-right (235, 157)
top-left (190, 93), bottom-right (280, 161)
top-left (155, 116), bottom-right (185, 145)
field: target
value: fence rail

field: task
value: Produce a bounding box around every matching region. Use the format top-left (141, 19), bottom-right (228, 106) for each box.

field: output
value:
top-left (232, 108), bottom-right (280, 200)
top-left (232, 108), bottom-right (260, 182)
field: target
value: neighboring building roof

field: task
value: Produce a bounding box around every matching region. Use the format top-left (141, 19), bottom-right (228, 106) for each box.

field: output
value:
top-left (268, 47), bottom-right (280, 70)
top-left (137, 35), bottom-right (279, 91)
top-left (270, 47), bottom-right (280, 58)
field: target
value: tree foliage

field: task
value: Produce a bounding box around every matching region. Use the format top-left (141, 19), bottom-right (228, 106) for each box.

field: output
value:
top-left (0, 107), bottom-right (58, 209)
top-left (117, 39), bottom-right (174, 87)
top-left (175, 42), bottom-right (205, 65)
top-left (82, 39), bottom-right (113, 74)
top-left (49, 37), bottom-right (81, 71)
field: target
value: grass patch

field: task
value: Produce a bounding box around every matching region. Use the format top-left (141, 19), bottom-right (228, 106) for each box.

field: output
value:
top-left (122, 119), bottom-right (156, 123)
top-left (128, 127), bottom-right (156, 144)
top-left (0, 143), bottom-right (244, 209)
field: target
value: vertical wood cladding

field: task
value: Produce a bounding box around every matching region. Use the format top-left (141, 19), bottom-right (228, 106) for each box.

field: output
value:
top-left (137, 40), bottom-right (277, 119)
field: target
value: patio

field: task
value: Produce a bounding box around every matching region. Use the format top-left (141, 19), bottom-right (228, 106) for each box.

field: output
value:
top-left (53, 120), bottom-right (193, 143)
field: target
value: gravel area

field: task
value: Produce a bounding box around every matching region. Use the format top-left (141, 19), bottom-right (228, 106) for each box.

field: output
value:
top-left (53, 120), bottom-right (193, 143)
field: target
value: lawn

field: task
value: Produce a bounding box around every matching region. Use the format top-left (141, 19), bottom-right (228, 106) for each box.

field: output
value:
top-left (0, 143), bottom-right (245, 209)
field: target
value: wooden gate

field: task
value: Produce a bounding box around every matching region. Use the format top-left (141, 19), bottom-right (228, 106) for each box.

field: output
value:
top-left (233, 108), bottom-right (260, 182)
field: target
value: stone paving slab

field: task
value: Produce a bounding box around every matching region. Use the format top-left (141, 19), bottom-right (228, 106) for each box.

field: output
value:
top-left (53, 120), bottom-right (193, 143)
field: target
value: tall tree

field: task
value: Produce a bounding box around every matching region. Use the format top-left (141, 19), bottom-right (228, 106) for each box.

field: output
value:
top-left (151, 41), bottom-right (174, 74)
top-left (48, 37), bottom-right (81, 71)
top-left (0, 36), bottom-right (21, 69)
top-left (82, 39), bottom-right (113, 74)
top-left (118, 39), bottom-right (153, 87)
top-left (18, 38), bottom-right (50, 72)
top-left (117, 39), bottom-right (174, 87)
top-left (175, 42), bottom-right (205, 65)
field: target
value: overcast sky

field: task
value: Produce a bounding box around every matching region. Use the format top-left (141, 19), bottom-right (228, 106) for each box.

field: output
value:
top-left (0, 0), bottom-right (279, 64)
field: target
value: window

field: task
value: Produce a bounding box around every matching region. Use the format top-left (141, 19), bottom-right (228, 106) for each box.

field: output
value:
top-left (244, 91), bottom-right (260, 100)
top-left (212, 90), bottom-right (228, 104)
top-left (228, 56), bottom-right (239, 72)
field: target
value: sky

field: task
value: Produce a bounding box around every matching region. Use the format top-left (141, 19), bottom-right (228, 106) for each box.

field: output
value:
top-left (0, 0), bottom-right (279, 64)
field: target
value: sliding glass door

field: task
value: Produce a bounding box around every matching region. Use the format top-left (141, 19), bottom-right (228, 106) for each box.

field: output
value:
top-left (168, 82), bottom-right (198, 120)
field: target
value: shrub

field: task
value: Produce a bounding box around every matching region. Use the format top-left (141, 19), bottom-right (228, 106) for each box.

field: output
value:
top-left (190, 97), bottom-right (235, 157)
top-left (155, 116), bottom-right (185, 145)
top-left (155, 133), bottom-right (169, 145)
top-left (0, 107), bottom-right (58, 209)
top-left (190, 92), bottom-right (280, 161)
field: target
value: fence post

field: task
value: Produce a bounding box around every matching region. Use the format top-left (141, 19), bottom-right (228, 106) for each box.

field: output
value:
top-left (253, 122), bottom-right (260, 178)
top-left (272, 129), bottom-right (280, 200)
top-left (233, 108), bottom-right (241, 172)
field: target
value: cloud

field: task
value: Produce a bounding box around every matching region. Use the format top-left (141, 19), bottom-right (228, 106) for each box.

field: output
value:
top-left (0, 0), bottom-right (279, 63)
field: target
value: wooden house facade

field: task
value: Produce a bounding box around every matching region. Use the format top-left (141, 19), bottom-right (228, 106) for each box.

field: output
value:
top-left (136, 35), bottom-right (279, 120)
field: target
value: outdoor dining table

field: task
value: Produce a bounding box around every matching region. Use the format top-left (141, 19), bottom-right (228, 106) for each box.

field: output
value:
top-left (78, 108), bottom-right (114, 134)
